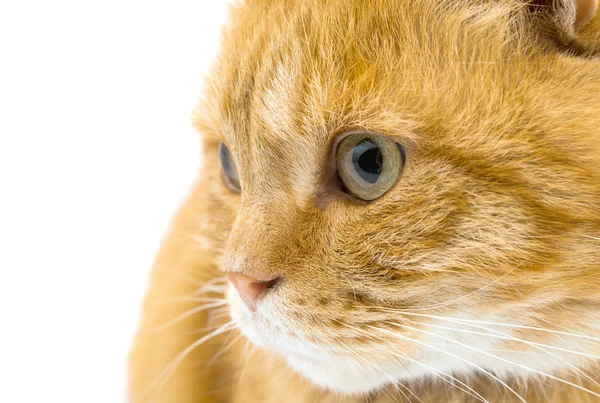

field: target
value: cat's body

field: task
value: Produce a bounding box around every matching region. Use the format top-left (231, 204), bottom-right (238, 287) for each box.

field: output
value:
top-left (129, 0), bottom-right (600, 402)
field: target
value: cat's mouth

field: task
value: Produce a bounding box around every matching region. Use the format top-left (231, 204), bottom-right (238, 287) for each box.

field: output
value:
top-left (226, 284), bottom-right (422, 393)
top-left (227, 284), bottom-right (315, 354)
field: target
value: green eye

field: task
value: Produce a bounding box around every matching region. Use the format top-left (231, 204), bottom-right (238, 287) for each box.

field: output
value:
top-left (219, 142), bottom-right (241, 192)
top-left (336, 132), bottom-right (405, 201)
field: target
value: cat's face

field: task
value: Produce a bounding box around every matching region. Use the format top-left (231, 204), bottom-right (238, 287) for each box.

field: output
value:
top-left (195, 0), bottom-right (600, 394)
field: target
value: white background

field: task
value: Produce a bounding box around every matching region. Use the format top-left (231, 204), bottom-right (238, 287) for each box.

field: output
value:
top-left (0, 1), bottom-right (228, 402)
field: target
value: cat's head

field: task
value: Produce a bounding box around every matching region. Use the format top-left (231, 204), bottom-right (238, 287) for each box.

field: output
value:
top-left (195, 0), bottom-right (600, 394)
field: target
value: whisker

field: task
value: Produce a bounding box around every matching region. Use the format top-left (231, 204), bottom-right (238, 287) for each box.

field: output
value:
top-left (448, 318), bottom-right (600, 342)
top-left (157, 296), bottom-right (227, 305)
top-left (377, 310), bottom-right (600, 361)
top-left (238, 339), bottom-right (257, 384)
top-left (336, 339), bottom-right (411, 403)
top-left (145, 320), bottom-right (236, 402)
top-left (366, 324), bottom-right (528, 403)
top-left (191, 314), bottom-right (234, 335)
top-left (578, 234), bottom-right (600, 242)
top-left (419, 340), bottom-right (550, 355)
top-left (402, 316), bottom-right (600, 360)
top-left (406, 269), bottom-right (515, 311)
top-left (387, 321), bottom-right (600, 399)
top-left (418, 318), bottom-right (600, 392)
top-left (395, 354), bottom-right (490, 403)
top-left (365, 308), bottom-right (600, 343)
top-left (149, 300), bottom-right (229, 332)
top-left (206, 306), bottom-right (231, 328)
top-left (172, 271), bottom-right (217, 288)
top-left (192, 276), bottom-right (228, 292)
top-left (208, 310), bottom-right (232, 322)
top-left (207, 330), bottom-right (244, 368)
top-left (343, 323), bottom-right (489, 403)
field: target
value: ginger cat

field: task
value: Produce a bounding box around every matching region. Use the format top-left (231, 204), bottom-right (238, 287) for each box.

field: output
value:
top-left (129, 0), bottom-right (600, 402)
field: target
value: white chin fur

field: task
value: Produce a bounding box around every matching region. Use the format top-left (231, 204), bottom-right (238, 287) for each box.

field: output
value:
top-left (284, 352), bottom-right (399, 394)
top-left (227, 287), bottom-right (416, 394)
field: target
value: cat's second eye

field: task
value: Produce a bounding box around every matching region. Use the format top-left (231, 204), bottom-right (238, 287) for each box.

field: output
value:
top-left (335, 132), bottom-right (405, 201)
top-left (219, 142), bottom-right (241, 192)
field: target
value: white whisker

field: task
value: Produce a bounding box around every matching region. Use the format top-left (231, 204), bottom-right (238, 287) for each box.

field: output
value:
top-left (366, 308), bottom-right (600, 343)
top-left (337, 339), bottom-right (412, 403)
top-left (238, 339), bottom-right (257, 383)
top-left (145, 320), bottom-right (236, 402)
top-left (158, 296), bottom-right (228, 305)
top-left (343, 323), bottom-right (489, 403)
top-left (150, 300), bottom-right (228, 332)
top-left (407, 269), bottom-right (514, 311)
top-left (419, 318), bottom-right (600, 392)
top-left (207, 330), bottom-right (243, 368)
top-left (367, 325), bottom-right (528, 403)
top-left (400, 316), bottom-right (600, 361)
top-left (387, 321), bottom-right (600, 399)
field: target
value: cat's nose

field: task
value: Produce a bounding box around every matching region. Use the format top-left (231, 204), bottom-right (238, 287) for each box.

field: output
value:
top-left (226, 272), bottom-right (280, 312)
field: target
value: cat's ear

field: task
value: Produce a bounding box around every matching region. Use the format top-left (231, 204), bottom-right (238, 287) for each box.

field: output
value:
top-left (532, 0), bottom-right (599, 53)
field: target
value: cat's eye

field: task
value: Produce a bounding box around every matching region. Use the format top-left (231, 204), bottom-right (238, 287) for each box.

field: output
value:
top-left (219, 142), bottom-right (241, 192)
top-left (335, 132), bottom-right (405, 201)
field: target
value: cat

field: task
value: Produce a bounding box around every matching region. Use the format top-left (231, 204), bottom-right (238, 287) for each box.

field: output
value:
top-left (128, 0), bottom-right (600, 402)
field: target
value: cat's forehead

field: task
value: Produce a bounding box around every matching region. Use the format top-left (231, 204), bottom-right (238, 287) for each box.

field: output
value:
top-left (197, 0), bottom-right (560, 166)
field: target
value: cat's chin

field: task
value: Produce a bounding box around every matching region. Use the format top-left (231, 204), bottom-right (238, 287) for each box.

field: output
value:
top-left (282, 351), bottom-right (401, 394)
top-left (227, 287), bottom-right (416, 394)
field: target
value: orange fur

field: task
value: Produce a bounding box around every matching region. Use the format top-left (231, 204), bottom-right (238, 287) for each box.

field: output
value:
top-left (129, 0), bottom-right (600, 401)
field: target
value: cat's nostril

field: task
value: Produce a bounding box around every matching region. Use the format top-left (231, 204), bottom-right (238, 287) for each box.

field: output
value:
top-left (263, 276), bottom-right (280, 290)
top-left (226, 272), bottom-right (281, 312)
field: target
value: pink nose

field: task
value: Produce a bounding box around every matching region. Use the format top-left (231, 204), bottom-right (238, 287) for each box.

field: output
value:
top-left (226, 272), bottom-right (280, 311)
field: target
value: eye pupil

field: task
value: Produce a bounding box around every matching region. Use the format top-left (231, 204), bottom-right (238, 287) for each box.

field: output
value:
top-left (352, 139), bottom-right (382, 184)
